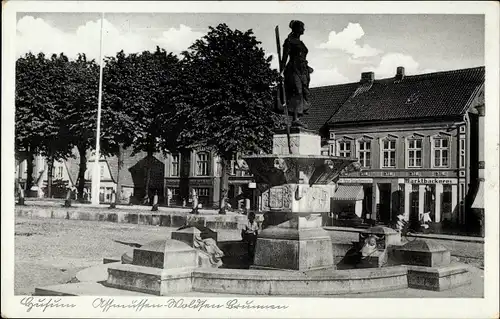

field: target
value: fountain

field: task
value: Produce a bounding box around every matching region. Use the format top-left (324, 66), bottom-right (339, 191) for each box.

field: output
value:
top-left (243, 126), bottom-right (358, 271)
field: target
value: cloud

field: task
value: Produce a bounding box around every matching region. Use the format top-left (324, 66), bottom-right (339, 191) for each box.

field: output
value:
top-left (347, 57), bottom-right (371, 65)
top-left (362, 53), bottom-right (419, 78)
top-left (310, 67), bottom-right (350, 87)
top-left (361, 53), bottom-right (441, 79)
top-left (318, 23), bottom-right (382, 59)
top-left (152, 24), bottom-right (205, 53)
top-left (17, 16), bottom-right (205, 61)
top-left (17, 16), bottom-right (148, 61)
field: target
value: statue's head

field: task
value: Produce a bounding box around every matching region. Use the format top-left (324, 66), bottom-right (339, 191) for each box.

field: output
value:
top-left (289, 20), bottom-right (305, 35)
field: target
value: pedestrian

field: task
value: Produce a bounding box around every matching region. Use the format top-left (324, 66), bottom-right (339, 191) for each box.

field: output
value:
top-left (241, 212), bottom-right (259, 261)
top-left (420, 210), bottom-right (433, 232)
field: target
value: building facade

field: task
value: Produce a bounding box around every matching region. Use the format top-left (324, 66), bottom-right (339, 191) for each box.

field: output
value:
top-left (324, 66), bottom-right (484, 232)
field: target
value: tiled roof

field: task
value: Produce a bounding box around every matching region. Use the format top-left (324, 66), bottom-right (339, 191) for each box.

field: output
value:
top-left (302, 82), bottom-right (360, 132)
top-left (328, 66), bottom-right (484, 125)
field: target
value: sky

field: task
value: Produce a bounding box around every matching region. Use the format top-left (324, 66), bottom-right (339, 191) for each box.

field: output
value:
top-left (16, 12), bottom-right (484, 87)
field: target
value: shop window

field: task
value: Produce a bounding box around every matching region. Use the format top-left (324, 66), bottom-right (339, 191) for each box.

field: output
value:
top-left (408, 139), bottom-right (422, 168)
top-left (358, 141), bottom-right (371, 168)
top-left (382, 139), bottom-right (396, 168)
top-left (338, 141), bottom-right (351, 158)
top-left (196, 152), bottom-right (209, 176)
top-left (459, 139), bottom-right (465, 168)
top-left (171, 153), bottom-right (180, 176)
top-left (195, 187), bottom-right (210, 206)
top-left (195, 188), bottom-right (209, 197)
top-left (433, 137), bottom-right (449, 167)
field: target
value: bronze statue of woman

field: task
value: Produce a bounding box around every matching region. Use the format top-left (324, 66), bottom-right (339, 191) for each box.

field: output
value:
top-left (281, 20), bottom-right (314, 127)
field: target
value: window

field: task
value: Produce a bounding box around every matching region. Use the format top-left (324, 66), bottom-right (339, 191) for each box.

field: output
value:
top-left (459, 139), bottom-right (465, 168)
top-left (338, 141), bottom-right (351, 158)
top-left (100, 163), bottom-right (105, 178)
top-left (434, 138), bottom-right (449, 167)
top-left (196, 152), bottom-right (209, 176)
top-left (171, 153), bottom-right (180, 176)
top-left (328, 143), bottom-right (335, 156)
top-left (459, 126), bottom-right (466, 133)
top-left (230, 153), bottom-right (237, 176)
top-left (196, 188), bottom-right (209, 197)
top-left (408, 139), bottom-right (422, 168)
top-left (358, 141), bottom-right (371, 167)
top-left (382, 139), bottom-right (396, 168)
top-left (460, 183), bottom-right (465, 200)
top-left (56, 166), bottom-right (63, 179)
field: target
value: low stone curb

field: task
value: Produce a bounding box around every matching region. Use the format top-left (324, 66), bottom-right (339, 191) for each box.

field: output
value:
top-left (324, 226), bottom-right (484, 244)
top-left (15, 204), bottom-right (261, 230)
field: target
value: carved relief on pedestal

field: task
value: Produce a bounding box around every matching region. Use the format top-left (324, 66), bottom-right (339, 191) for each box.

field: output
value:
top-left (301, 186), bottom-right (330, 212)
top-left (262, 184), bottom-right (295, 211)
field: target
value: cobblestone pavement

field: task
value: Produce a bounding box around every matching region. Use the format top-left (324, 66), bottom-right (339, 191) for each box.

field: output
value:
top-left (14, 217), bottom-right (484, 295)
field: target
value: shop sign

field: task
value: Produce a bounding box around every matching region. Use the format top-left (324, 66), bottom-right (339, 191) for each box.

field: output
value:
top-left (338, 178), bottom-right (373, 184)
top-left (405, 178), bottom-right (456, 184)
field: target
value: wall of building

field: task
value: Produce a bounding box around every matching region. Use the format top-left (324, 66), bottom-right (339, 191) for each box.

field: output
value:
top-left (329, 120), bottom-right (470, 227)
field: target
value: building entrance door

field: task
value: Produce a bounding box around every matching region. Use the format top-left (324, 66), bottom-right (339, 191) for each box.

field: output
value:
top-left (378, 184), bottom-right (391, 224)
top-left (410, 185), bottom-right (420, 229)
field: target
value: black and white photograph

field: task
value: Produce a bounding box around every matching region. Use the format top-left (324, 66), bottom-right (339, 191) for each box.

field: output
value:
top-left (2, 1), bottom-right (499, 318)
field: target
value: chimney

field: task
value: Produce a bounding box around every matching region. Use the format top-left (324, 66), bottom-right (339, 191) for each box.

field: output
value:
top-left (360, 72), bottom-right (374, 83)
top-left (395, 66), bottom-right (405, 81)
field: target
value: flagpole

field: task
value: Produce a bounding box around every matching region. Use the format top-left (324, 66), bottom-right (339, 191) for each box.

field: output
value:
top-left (91, 12), bottom-right (105, 205)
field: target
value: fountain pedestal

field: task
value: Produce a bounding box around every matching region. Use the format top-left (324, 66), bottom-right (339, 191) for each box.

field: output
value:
top-left (244, 127), bottom-right (357, 271)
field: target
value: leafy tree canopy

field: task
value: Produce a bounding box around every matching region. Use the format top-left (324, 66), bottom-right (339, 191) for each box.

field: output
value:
top-left (103, 47), bottom-right (181, 157)
top-left (176, 23), bottom-right (283, 158)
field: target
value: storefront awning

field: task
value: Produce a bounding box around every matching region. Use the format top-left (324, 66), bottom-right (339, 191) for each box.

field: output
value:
top-left (332, 185), bottom-right (364, 201)
top-left (471, 181), bottom-right (484, 209)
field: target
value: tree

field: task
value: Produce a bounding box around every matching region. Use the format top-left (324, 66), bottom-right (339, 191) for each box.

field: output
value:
top-left (176, 24), bottom-right (283, 213)
top-left (64, 54), bottom-right (100, 199)
top-left (15, 52), bottom-right (73, 197)
top-left (15, 53), bottom-right (45, 193)
top-left (38, 53), bottom-right (75, 198)
top-left (102, 47), bottom-right (180, 203)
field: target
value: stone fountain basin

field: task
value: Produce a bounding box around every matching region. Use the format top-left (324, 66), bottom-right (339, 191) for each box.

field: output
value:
top-left (243, 154), bottom-right (357, 186)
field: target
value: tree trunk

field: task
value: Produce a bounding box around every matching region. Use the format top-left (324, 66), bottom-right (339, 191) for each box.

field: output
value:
top-left (25, 151), bottom-right (35, 193)
top-left (46, 155), bottom-right (54, 198)
top-left (218, 153), bottom-right (231, 214)
top-left (77, 144), bottom-right (87, 200)
top-left (115, 143), bottom-right (124, 204)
